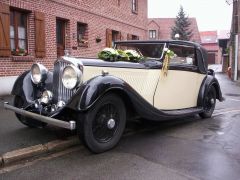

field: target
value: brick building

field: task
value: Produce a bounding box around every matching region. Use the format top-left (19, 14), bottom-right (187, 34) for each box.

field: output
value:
top-left (0, 0), bottom-right (147, 94)
top-left (200, 31), bottom-right (221, 64)
top-left (228, 0), bottom-right (240, 81)
top-left (147, 18), bottom-right (201, 43)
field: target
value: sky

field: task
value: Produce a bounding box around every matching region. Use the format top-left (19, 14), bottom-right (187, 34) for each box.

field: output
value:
top-left (148, 0), bottom-right (233, 32)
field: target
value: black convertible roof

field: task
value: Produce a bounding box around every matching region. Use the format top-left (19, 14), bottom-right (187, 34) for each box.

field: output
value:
top-left (115, 40), bottom-right (203, 49)
top-left (114, 40), bottom-right (208, 73)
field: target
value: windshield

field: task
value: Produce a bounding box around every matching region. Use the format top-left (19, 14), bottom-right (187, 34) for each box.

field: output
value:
top-left (115, 43), bottom-right (166, 60)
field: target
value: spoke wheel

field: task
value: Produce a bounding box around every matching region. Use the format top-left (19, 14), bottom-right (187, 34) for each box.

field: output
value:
top-left (93, 103), bottom-right (120, 143)
top-left (14, 95), bottom-right (47, 128)
top-left (199, 86), bottom-right (216, 119)
top-left (78, 93), bottom-right (126, 153)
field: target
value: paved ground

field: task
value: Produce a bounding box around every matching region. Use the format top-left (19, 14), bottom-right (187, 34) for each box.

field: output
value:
top-left (208, 64), bottom-right (223, 73)
top-left (0, 96), bottom-right (74, 155)
top-left (1, 73), bottom-right (240, 180)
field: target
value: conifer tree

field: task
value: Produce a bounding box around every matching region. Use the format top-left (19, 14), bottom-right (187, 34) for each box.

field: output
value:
top-left (171, 6), bottom-right (193, 41)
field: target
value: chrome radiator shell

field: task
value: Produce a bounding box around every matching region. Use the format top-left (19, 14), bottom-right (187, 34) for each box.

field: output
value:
top-left (52, 60), bottom-right (74, 103)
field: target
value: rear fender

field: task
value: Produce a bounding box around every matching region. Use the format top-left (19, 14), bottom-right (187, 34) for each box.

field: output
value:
top-left (197, 75), bottom-right (224, 107)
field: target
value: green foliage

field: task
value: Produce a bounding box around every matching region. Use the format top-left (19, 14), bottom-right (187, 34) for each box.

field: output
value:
top-left (165, 49), bottom-right (175, 58)
top-left (171, 6), bottom-right (193, 41)
top-left (12, 48), bottom-right (27, 56)
top-left (225, 47), bottom-right (230, 55)
top-left (117, 49), bottom-right (129, 61)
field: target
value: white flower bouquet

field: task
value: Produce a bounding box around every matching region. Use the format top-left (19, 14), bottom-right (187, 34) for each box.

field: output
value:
top-left (98, 48), bottom-right (143, 62)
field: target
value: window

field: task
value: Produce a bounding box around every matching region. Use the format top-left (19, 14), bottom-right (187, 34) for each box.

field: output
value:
top-left (132, 35), bottom-right (139, 40)
top-left (106, 29), bottom-right (121, 48)
top-left (77, 22), bottom-right (88, 47)
top-left (112, 30), bottom-right (121, 47)
top-left (10, 10), bottom-right (28, 55)
top-left (127, 34), bottom-right (139, 40)
top-left (149, 30), bottom-right (156, 39)
top-left (168, 44), bottom-right (196, 65)
top-left (132, 0), bottom-right (138, 13)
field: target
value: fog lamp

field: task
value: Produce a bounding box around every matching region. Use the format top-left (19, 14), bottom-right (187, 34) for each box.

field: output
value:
top-left (40, 90), bottom-right (53, 104)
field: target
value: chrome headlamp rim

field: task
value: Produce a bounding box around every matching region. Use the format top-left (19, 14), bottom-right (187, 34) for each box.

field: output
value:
top-left (62, 64), bottom-right (83, 90)
top-left (30, 63), bottom-right (48, 84)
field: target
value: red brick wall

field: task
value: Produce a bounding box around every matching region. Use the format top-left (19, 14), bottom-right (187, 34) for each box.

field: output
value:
top-left (201, 43), bottom-right (219, 51)
top-left (148, 18), bottom-right (201, 43)
top-left (0, 0), bottom-right (148, 76)
top-left (201, 43), bottom-right (221, 64)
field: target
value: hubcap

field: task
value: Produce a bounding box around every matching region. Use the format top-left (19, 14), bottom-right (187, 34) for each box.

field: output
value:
top-left (204, 88), bottom-right (216, 112)
top-left (107, 119), bottom-right (115, 129)
top-left (210, 98), bottom-right (215, 105)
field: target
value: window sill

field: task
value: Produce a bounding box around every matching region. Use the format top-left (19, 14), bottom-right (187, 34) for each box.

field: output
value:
top-left (11, 55), bottom-right (34, 61)
top-left (132, 10), bottom-right (138, 14)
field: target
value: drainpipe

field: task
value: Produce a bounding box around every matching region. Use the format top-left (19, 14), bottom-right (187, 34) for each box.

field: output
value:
top-left (234, 35), bottom-right (238, 81)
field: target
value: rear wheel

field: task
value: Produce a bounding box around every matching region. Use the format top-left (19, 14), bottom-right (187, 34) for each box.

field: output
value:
top-left (14, 95), bottom-right (47, 128)
top-left (78, 94), bottom-right (126, 153)
top-left (199, 86), bottom-right (216, 118)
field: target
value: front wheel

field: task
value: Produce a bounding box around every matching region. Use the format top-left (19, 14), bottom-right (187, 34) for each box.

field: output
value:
top-left (78, 93), bottom-right (126, 153)
top-left (199, 86), bottom-right (216, 118)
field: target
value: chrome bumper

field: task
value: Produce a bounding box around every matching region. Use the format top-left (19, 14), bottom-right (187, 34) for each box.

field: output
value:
top-left (4, 103), bottom-right (76, 130)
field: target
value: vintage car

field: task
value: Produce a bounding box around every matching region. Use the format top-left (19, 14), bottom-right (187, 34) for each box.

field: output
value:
top-left (4, 40), bottom-right (223, 153)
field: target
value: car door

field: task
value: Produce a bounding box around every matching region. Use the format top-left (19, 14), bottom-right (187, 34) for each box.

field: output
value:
top-left (154, 43), bottom-right (205, 110)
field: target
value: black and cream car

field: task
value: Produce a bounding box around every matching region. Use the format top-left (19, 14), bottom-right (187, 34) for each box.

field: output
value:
top-left (4, 40), bottom-right (223, 153)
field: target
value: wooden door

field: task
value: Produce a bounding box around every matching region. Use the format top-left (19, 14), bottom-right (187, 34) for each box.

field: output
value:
top-left (56, 19), bottom-right (65, 57)
top-left (106, 29), bottom-right (112, 48)
top-left (207, 53), bottom-right (216, 65)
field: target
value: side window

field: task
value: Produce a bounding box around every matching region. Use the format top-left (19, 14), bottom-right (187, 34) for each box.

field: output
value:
top-left (168, 44), bottom-right (196, 65)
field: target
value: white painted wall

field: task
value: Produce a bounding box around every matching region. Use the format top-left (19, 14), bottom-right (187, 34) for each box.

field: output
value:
top-left (0, 76), bottom-right (18, 96)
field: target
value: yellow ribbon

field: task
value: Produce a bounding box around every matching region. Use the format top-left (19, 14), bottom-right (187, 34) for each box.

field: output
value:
top-left (162, 54), bottom-right (170, 77)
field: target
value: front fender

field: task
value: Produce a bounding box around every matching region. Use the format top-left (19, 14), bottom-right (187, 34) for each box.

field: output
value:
top-left (197, 75), bottom-right (224, 107)
top-left (11, 70), bottom-right (53, 104)
top-left (67, 75), bottom-right (128, 111)
top-left (11, 70), bottom-right (30, 96)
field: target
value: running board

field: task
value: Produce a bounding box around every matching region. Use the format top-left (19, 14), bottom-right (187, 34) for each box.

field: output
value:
top-left (162, 107), bottom-right (203, 116)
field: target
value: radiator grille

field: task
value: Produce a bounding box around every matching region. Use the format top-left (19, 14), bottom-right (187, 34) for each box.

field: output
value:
top-left (52, 61), bottom-right (74, 103)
